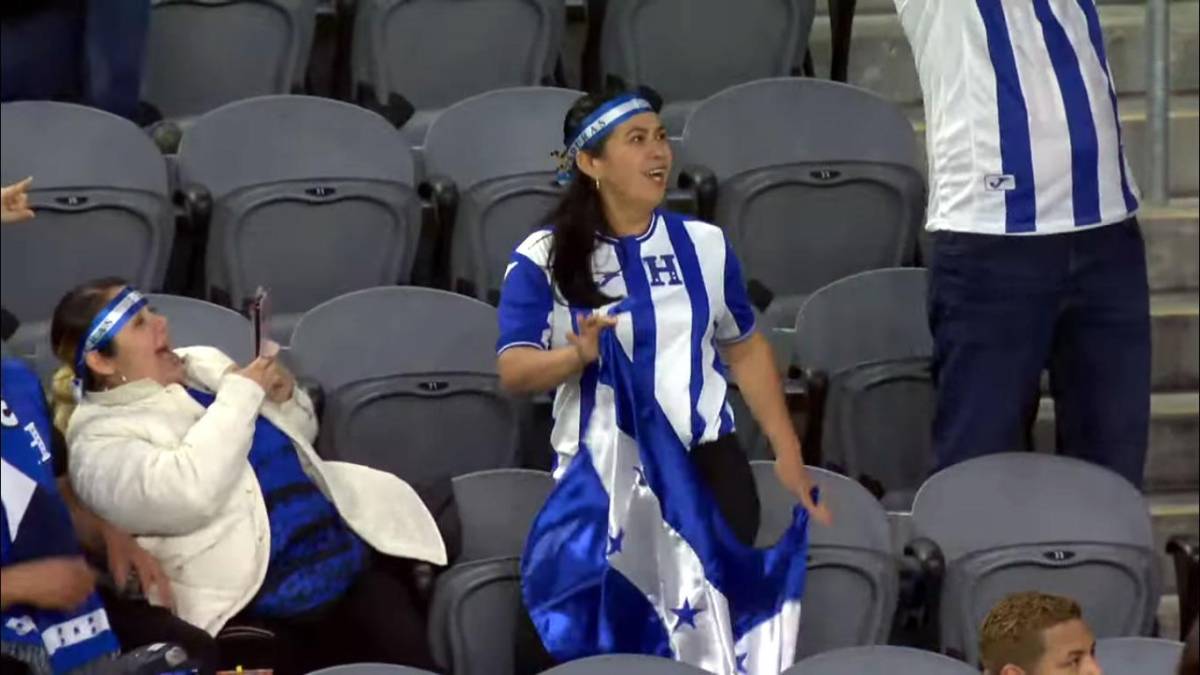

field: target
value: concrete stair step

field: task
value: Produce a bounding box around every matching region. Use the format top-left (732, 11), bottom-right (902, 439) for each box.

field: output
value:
top-left (1150, 491), bottom-right (1200, 596)
top-left (1150, 292), bottom-right (1200, 391)
top-left (1142, 200), bottom-right (1200, 292)
top-left (809, 3), bottom-right (1200, 105)
top-left (1034, 391), bottom-right (1200, 492)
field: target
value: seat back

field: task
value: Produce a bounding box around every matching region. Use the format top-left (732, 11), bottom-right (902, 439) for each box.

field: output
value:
top-left (422, 87), bottom-right (581, 302)
top-left (681, 79), bottom-right (923, 311)
top-left (1, 101), bottom-right (173, 373)
top-left (452, 469), bottom-right (554, 563)
top-left (599, 0), bottom-right (814, 104)
top-left (751, 461), bottom-right (898, 659)
top-left (149, 293), bottom-right (254, 364)
top-left (911, 454), bottom-right (1161, 664)
top-left (289, 286), bottom-right (498, 392)
top-left (353, 0), bottom-right (565, 111)
top-left (543, 655), bottom-right (713, 673)
top-left (317, 372), bottom-right (525, 490)
top-left (178, 96), bottom-right (421, 335)
top-left (784, 646), bottom-right (977, 675)
top-left (307, 664), bottom-right (441, 675)
top-left (1095, 637), bottom-right (1184, 675)
top-left (144, 0), bottom-right (317, 119)
top-left (793, 269), bottom-right (933, 499)
top-left (427, 557), bottom-right (523, 675)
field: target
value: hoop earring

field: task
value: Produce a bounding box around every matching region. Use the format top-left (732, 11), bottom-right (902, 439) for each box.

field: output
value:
top-left (595, 178), bottom-right (601, 191)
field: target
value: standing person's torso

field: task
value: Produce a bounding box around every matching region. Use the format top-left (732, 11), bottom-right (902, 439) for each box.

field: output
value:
top-left (896, 0), bottom-right (1138, 235)
top-left (498, 211), bottom-right (757, 476)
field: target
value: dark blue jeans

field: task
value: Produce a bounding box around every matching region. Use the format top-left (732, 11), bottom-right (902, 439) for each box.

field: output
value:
top-left (928, 218), bottom-right (1151, 488)
top-left (0, 0), bottom-right (148, 121)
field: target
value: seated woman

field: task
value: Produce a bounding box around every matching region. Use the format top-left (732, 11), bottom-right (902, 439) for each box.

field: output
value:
top-left (48, 278), bottom-right (446, 674)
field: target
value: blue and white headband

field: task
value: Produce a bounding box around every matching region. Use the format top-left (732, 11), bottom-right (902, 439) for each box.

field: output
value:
top-left (555, 93), bottom-right (655, 186)
top-left (72, 287), bottom-right (147, 396)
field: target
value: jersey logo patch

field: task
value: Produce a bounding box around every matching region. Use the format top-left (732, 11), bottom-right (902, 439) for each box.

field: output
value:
top-left (984, 174), bottom-right (1016, 191)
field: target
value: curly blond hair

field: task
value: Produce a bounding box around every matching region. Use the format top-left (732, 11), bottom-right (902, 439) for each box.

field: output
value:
top-left (979, 592), bottom-right (1082, 673)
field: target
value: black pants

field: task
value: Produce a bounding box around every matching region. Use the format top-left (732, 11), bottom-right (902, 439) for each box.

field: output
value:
top-left (229, 556), bottom-right (437, 675)
top-left (929, 218), bottom-right (1151, 487)
top-left (516, 434), bottom-right (760, 673)
top-left (0, 590), bottom-right (220, 675)
top-left (100, 588), bottom-right (220, 674)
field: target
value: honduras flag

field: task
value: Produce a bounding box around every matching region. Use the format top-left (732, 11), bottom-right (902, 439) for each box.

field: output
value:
top-left (521, 302), bottom-right (811, 674)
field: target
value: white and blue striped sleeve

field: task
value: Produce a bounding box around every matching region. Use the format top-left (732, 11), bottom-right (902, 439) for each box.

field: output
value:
top-left (497, 236), bottom-right (554, 354)
top-left (714, 237), bottom-right (757, 344)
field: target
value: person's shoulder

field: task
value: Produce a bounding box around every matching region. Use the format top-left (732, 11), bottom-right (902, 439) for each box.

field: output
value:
top-left (664, 211), bottom-right (727, 247)
top-left (1, 356), bottom-right (40, 391)
top-left (512, 228), bottom-right (554, 266)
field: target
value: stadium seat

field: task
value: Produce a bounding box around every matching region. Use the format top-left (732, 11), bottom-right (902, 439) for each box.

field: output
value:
top-left (782, 645), bottom-right (976, 674)
top-left (148, 293), bottom-right (254, 364)
top-left (307, 665), bottom-right (441, 675)
top-left (792, 268), bottom-right (933, 508)
top-left (910, 453), bottom-right (1161, 665)
top-left (598, 0), bottom-right (815, 134)
top-left (1095, 637), bottom-right (1185, 675)
top-left (427, 557), bottom-right (523, 675)
top-left (351, 0), bottom-right (566, 144)
top-left (177, 95), bottom-right (422, 340)
top-left (289, 287), bottom-right (526, 490)
top-left (421, 86), bottom-right (580, 301)
top-left (452, 468), bottom-right (554, 563)
top-left (143, 0), bottom-right (317, 120)
top-left (679, 78), bottom-right (924, 329)
top-left (751, 461), bottom-right (898, 659)
top-left (1, 101), bottom-right (173, 381)
top-left (541, 655), bottom-right (712, 673)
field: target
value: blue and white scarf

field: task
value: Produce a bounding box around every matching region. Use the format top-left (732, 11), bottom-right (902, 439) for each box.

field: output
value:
top-left (2, 358), bottom-right (120, 674)
top-left (521, 309), bottom-right (810, 674)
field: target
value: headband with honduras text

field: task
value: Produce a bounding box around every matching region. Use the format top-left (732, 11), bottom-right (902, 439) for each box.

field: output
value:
top-left (72, 287), bottom-right (147, 398)
top-left (554, 93), bottom-right (655, 186)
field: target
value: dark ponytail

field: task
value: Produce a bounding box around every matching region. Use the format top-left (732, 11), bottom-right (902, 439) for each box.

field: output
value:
top-left (547, 85), bottom-right (662, 308)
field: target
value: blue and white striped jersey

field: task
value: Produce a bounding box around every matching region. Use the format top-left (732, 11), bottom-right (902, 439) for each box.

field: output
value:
top-left (497, 210), bottom-right (757, 473)
top-left (896, 0), bottom-right (1139, 234)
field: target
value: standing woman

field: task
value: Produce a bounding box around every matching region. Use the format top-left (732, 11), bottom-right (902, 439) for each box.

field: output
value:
top-left (497, 88), bottom-right (830, 674)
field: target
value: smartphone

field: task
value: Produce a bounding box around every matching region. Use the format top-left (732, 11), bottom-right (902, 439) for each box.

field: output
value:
top-left (248, 287), bottom-right (270, 357)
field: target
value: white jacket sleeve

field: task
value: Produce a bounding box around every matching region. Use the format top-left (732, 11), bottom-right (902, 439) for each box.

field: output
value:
top-left (69, 374), bottom-right (266, 536)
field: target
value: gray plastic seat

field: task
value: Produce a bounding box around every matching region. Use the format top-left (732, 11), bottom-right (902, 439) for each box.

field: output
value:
top-left (289, 286), bottom-right (498, 390)
top-left (148, 293), bottom-right (254, 365)
top-left (177, 95), bottom-right (422, 340)
top-left (911, 453), bottom-right (1161, 665)
top-left (1, 101), bottom-right (173, 378)
top-left (681, 78), bottom-right (924, 328)
top-left (1095, 637), bottom-right (1184, 675)
top-left (143, 0), bottom-right (317, 119)
top-left (542, 655), bottom-right (712, 674)
top-left (599, 0), bottom-right (815, 134)
top-left (751, 461), bottom-right (898, 660)
top-left (289, 287), bottom-right (522, 489)
top-left (792, 268), bottom-right (933, 507)
top-left (352, 0), bottom-right (566, 145)
top-left (428, 557), bottom-right (523, 675)
top-left (452, 468), bottom-right (554, 563)
top-left (306, 666), bottom-right (439, 675)
top-left (423, 87), bottom-right (582, 303)
top-left (783, 645), bottom-right (976, 675)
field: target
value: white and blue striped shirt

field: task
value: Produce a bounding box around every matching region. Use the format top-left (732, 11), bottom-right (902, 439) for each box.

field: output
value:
top-left (897, 0), bottom-right (1139, 235)
top-left (497, 210), bottom-right (757, 474)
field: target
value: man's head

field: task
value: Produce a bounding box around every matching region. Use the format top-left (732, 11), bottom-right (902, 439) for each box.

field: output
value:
top-left (980, 592), bottom-right (1101, 675)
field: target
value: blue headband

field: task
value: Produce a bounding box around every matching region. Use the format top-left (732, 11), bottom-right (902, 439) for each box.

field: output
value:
top-left (73, 287), bottom-right (147, 383)
top-left (555, 93), bottom-right (654, 186)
